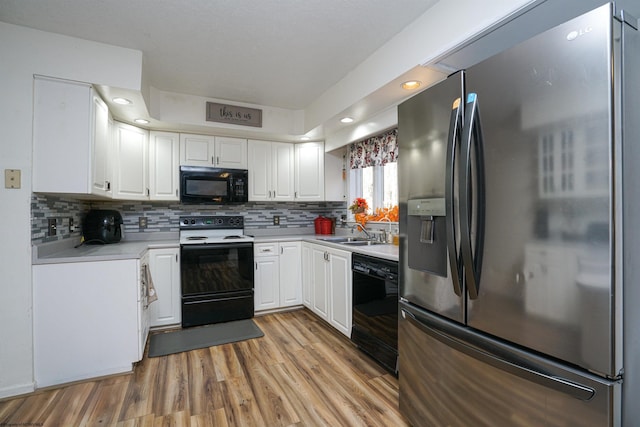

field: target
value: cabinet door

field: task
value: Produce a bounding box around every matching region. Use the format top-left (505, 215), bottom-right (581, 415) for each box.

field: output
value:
top-left (215, 136), bottom-right (248, 169)
top-left (148, 248), bottom-right (181, 327)
top-left (328, 248), bottom-right (352, 337)
top-left (311, 245), bottom-right (329, 321)
top-left (248, 140), bottom-right (272, 201)
top-left (302, 243), bottom-right (313, 308)
top-left (112, 122), bottom-right (149, 200)
top-left (280, 242), bottom-right (302, 307)
top-left (91, 94), bottom-right (111, 196)
top-left (33, 260), bottom-right (139, 387)
top-left (180, 134), bottom-right (215, 166)
top-left (255, 256), bottom-right (280, 311)
top-left (33, 76), bottom-right (93, 194)
top-left (149, 131), bottom-right (180, 201)
top-left (295, 142), bottom-right (324, 201)
top-left (324, 148), bottom-right (346, 202)
top-left (272, 142), bottom-right (295, 201)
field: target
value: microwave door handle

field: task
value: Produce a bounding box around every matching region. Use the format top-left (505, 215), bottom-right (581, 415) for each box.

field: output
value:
top-left (445, 97), bottom-right (464, 297)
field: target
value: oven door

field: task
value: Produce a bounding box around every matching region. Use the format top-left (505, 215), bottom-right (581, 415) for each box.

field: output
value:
top-left (180, 242), bottom-right (254, 327)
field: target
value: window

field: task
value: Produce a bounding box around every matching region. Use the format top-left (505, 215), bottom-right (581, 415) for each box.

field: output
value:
top-left (349, 163), bottom-right (397, 216)
top-left (347, 128), bottom-right (398, 219)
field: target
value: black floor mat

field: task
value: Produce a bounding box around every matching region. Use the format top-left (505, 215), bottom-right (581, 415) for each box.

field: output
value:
top-left (148, 318), bottom-right (263, 357)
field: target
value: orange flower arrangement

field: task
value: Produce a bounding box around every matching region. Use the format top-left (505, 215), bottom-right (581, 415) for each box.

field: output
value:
top-left (348, 197), bottom-right (368, 214)
top-left (354, 205), bottom-right (399, 225)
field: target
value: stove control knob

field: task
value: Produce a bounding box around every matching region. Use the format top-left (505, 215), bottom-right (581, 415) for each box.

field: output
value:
top-left (191, 219), bottom-right (196, 224)
top-left (183, 219), bottom-right (189, 225)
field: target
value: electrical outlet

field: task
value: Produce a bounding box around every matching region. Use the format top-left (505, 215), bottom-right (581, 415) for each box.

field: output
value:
top-left (47, 218), bottom-right (57, 236)
top-left (273, 215), bottom-right (280, 225)
top-left (69, 217), bottom-right (75, 232)
top-left (139, 216), bottom-right (148, 228)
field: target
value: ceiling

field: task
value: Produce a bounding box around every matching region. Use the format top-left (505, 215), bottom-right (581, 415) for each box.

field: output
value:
top-left (0, 0), bottom-right (439, 130)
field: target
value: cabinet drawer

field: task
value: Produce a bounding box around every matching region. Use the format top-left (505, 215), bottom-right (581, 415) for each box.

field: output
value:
top-left (254, 243), bottom-right (279, 257)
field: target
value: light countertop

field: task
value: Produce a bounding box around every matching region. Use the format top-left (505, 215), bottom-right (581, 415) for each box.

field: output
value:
top-left (254, 234), bottom-right (399, 261)
top-left (33, 233), bottom-right (398, 264)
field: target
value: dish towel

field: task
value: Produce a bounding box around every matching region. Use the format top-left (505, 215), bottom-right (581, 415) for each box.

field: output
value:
top-left (145, 264), bottom-right (158, 304)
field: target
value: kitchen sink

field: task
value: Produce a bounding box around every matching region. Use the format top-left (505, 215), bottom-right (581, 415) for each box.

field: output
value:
top-left (317, 237), bottom-right (369, 243)
top-left (339, 240), bottom-right (384, 246)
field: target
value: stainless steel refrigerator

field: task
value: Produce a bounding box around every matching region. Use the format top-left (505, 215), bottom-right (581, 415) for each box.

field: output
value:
top-left (397, 4), bottom-right (640, 426)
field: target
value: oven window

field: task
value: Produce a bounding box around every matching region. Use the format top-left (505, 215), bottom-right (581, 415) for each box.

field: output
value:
top-left (185, 178), bottom-right (228, 197)
top-left (181, 244), bottom-right (254, 296)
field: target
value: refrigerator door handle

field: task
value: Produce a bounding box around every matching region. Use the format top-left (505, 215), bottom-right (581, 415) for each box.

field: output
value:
top-left (401, 306), bottom-right (596, 401)
top-left (459, 93), bottom-right (486, 299)
top-left (445, 97), bottom-right (464, 296)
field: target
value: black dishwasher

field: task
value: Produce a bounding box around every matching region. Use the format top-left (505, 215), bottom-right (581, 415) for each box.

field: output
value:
top-left (351, 254), bottom-right (398, 374)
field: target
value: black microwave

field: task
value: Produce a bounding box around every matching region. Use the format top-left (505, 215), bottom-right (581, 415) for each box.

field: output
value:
top-left (180, 166), bottom-right (248, 204)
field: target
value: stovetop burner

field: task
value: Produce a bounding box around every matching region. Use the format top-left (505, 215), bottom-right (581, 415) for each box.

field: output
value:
top-left (179, 215), bottom-right (253, 245)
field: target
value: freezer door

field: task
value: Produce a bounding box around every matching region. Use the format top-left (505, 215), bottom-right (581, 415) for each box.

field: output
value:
top-left (398, 72), bottom-right (465, 323)
top-left (399, 302), bottom-right (620, 426)
top-left (463, 4), bottom-right (616, 375)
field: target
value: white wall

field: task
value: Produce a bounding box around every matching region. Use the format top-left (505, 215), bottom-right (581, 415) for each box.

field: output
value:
top-left (0, 22), bottom-right (142, 398)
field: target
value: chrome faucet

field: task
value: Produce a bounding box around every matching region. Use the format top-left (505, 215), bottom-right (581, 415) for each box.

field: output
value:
top-left (352, 223), bottom-right (372, 240)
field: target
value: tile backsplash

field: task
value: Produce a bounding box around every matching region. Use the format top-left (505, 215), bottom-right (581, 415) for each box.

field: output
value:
top-left (31, 194), bottom-right (346, 244)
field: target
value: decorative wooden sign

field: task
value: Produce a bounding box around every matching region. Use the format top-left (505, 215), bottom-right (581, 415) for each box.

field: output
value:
top-left (206, 102), bottom-right (262, 127)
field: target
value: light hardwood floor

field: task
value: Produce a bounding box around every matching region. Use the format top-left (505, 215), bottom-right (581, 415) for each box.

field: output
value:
top-left (0, 309), bottom-right (409, 426)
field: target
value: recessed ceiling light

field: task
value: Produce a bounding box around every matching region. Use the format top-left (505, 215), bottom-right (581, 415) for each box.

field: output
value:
top-left (134, 118), bottom-right (150, 124)
top-left (340, 117), bottom-right (354, 124)
top-left (401, 80), bottom-right (422, 90)
top-left (112, 97), bottom-right (132, 105)
top-left (300, 136), bottom-right (310, 141)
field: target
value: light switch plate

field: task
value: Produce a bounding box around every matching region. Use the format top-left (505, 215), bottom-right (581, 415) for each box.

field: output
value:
top-left (5, 169), bottom-right (21, 189)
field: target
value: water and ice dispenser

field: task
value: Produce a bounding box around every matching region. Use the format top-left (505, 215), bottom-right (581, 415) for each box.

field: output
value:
top-left (407, 198), bottom-right (448, 277)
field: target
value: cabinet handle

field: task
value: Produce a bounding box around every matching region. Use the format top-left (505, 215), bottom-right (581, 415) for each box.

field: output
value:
top-left (211, 156), bottom-right (215, 164)
top-left (106, 181), bottom-right (111, 191)
top-left (255, 262), bottom-right (258, 270)
top-left (176, 189), bottom-right (178, 197)
top-left (176, 254), bottom-right (178, 262)
top-left (281, 247), bottom-right (283, 255)
top-left (216, 156), bottom-right (220, 165)
top-left (147, 188), bottom-right (150, 196)
top-left (295, 191), bottom-right (298, 199)
top-left (268, 190), bottom-right (272, 198)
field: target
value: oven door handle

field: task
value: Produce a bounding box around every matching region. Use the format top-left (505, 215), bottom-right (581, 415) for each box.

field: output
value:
top-left (183, 295), bottom-right (252, 305)
top-left (181, 242), bottom-right (254, 253)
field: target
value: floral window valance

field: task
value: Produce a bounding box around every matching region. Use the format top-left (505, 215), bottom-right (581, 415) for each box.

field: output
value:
top-left (349, 128), bottom-right (398, 169)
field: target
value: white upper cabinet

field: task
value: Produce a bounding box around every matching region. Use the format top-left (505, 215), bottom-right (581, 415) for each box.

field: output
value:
top-left (324, 148), bottom-right (346, 202)
top-left (294, 142), bottom-right (324, 201)
top-left (33, 76), bottom-right (112, 197)
top-left (215, 136), bottom-right (248, 169)
top-left (180, 134), bottom-right (247, 168)
top-left (149, 131), bottom-right (180, 201)
top-left (180, 134), bottom-right (215, 166)
top-left (91, 95), bottom-right (111, 196)
top-left (248, 140), bottom-right (294, 201)
top-left (112, 122), bottom-right (149, 200)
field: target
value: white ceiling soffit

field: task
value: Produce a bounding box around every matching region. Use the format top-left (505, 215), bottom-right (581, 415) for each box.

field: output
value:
top-left (0, 0), bottom-right (438, 110)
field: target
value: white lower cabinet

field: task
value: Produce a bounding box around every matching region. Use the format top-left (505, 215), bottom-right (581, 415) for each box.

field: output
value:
top-left (254, 242), bottom-right (302, 312)
top-left (302, 242), bottom-right (352, 337)
top-left (148, 247), bottom-right (181, 328)
top-left (33, 259), bottom-right (145, 388)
